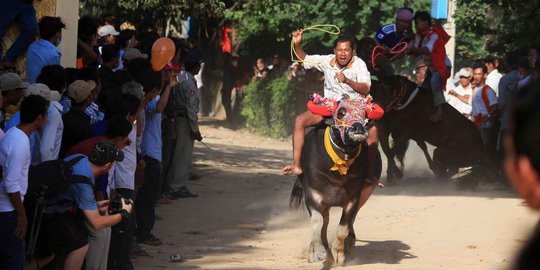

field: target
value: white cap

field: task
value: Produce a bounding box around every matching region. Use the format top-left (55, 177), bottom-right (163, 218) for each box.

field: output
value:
top-left (457, 67), bottom-right (472, 78)
top-left (98, 25), bottom-right (120, 37)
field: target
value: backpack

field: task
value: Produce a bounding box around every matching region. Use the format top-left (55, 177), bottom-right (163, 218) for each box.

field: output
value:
top-left (24, 155), bottom-right (94, 260)
top-left (25, 155), bottom-right (94, 205)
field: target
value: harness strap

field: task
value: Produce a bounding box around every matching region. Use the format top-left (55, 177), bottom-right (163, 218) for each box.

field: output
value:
top-left (395, 87), bottom-right (420, 111)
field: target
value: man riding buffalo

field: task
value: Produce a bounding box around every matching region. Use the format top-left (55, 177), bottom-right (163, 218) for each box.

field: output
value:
top-left (282, 30), bottom-right (380, 187)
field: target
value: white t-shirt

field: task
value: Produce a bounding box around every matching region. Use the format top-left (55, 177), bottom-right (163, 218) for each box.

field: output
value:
top-left (445, 83), bottom-right (472, 115)
top-left (0, 127), bottom-right (30, 212)
top-left (486, 69), bottom-right (502, 96)
top-left (471, 85), bottom-right (498, 128)
top-left (111, 123), bottom-right (137, 190)
top-left (303, 55), bottom-right (371, 100)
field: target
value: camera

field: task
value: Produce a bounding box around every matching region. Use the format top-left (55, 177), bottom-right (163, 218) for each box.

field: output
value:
top-left (108, 195), bottom-right (131, 215)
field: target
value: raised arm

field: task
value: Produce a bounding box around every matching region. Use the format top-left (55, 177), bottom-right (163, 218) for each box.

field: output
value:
top-left (292, 29), bottom-right (306, 61)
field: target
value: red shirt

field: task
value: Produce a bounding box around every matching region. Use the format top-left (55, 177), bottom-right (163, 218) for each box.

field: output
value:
top-left (65, 136), bottom-right (104, 158)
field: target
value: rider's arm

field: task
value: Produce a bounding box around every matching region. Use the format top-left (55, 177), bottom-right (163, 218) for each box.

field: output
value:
top-left (292, 30), bottom-right (306, 61)
top-left (344, 79), bottom-right (370, 96)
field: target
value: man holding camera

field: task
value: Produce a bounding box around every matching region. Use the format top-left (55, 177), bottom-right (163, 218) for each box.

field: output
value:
top-left (35, 142), bottom-right (130, 270)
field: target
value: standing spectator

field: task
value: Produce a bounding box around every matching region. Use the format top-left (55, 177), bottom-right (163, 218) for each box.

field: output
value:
top-left (107, 89), bottom-right (144, 270)
top-left (518, 57), bottom-right (533, 90)
top-left (0, 0), bottom-right (38, 69)
top-left (498, 53), bottom-right (521, 140)
top-left (221, 55), bottom-right (235, 125)
top-left (23, 83), bottom-right (62, 165)
top-left (167, 57), bottom-right (202, 198)
top-left (0, 95), bottom-right (47, 270)
top-left (26, 16), bottom-right (65, 84)
top-left (446, 67), bottom-right (473, 117)
top-left (77, 16), bottom-right (100, 69)
top-left (0, 73), bottom-right (27, 128)
top-left (98, 25), bottom-right (119, 46)
top-left (471, 63), bottom-right (498, 164)
top-left (136, 69), bottom-right (175, 245)
top-left (99, 45), bottom-right (120, 92)
top-left (60, 80), bottom-right (95, 157)
top-left (407, 11), bottom-right (452, 122)
top-left (252, 57), bottom-right (269, 81)
top-left (484, 56), bottom-right (503, 96)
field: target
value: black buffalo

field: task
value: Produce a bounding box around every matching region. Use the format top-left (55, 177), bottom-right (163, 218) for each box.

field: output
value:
top-left (290, 97), bottom-right (382, 268)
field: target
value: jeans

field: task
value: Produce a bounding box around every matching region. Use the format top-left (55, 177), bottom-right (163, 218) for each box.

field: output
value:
top-left (135, 156), bottom-right (162, 239)
top-left (429, 67), bottom-right (446, 107)
top-left (0, 211), bottom-right (25, 270)
top-left (0, 0), bottom-right (38, 62)
top-left (107, 189), bottom-right (135, 270)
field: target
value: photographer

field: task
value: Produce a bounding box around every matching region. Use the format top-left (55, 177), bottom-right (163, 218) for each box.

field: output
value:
top-left (35, 142), bottom-right (130, 270)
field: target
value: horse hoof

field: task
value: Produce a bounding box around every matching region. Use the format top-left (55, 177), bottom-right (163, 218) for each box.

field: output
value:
top-left (308, 245), bottom-right (326, 263)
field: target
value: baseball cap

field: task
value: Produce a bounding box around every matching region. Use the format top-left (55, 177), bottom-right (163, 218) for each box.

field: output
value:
top-left (89, 141), bottom-right (124, 166)
top-left (123, 48), bottom-right (148, 61)
top-left (457, 67), bottom-right (472, 78)
top-left (0, 72), bottom-right (29, 92)
top-left (67, 80), bottom-right (96, 103)
top-left (98, 25), bottom-right (120, 37)
top-left (24, 83), bottom-right (60, 101)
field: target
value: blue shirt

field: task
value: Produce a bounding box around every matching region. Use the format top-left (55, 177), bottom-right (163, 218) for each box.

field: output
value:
top-left (26, 39), bottom-right (61, 83)
top-left (375, 23), bottom-right (406, 49)
top-left (141, 97), bottom-right (162, 161)
top-left (59, 95), bottom-right (71, 114)
top-left (45, 154), bottom-right (97, 213)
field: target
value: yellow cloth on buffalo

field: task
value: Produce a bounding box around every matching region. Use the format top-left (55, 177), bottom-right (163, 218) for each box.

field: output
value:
top-left (323, 127), bottom-right (362, 175)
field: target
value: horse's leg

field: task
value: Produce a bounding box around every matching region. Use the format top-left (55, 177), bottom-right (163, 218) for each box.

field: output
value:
top-left (415, 139), bottom-right (434, 170)
top-left (331, 199), bottom-right (361, 267)
top-left (307, 205), bottom-right (328, 263)
top-left (378, 123), bottom-right (398, 183)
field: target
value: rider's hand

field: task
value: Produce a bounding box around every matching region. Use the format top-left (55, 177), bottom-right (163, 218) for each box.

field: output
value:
top-left (191, 131), bottom-right (203, 141)
top-left (335, 72), bottom-right (347, 83)
top-left (292, 29), bottom-right (304, 46)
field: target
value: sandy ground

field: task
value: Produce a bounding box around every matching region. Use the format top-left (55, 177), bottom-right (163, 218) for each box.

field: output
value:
top-left (135, 118), bottom-right (539, 270)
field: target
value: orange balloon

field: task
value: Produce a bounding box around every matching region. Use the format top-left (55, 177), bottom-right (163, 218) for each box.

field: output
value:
top-left (151, 37), bottom-right (176, 71)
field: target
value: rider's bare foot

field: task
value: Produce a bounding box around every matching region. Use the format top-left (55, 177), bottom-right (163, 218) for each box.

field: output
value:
top-left (282, 164), bottom-right (303, 175)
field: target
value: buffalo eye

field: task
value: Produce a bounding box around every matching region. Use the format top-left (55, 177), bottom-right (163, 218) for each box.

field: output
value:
top-left (337, 107), bottom-right (347, 119)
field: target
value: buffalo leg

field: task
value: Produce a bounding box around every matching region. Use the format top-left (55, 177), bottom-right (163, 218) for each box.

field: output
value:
top-left (331, 199), bottom-right (361, 267)
top-left (308, 207), bottom-right (328, 263)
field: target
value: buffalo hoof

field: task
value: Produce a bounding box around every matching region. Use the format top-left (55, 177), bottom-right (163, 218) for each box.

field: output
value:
top-left (308, 243), bottom-right (327, 263)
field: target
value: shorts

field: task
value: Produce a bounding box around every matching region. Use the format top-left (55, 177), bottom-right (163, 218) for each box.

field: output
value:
top-left (35, 212), bottom-right (88, 258)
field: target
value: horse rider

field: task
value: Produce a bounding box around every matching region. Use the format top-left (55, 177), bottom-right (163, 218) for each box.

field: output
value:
top-left (407, 11), bottom-right (452, 122)
top-left (283, 30), bottom-right (380, 187)
top-left (373, 7), bottom-right (415, 77)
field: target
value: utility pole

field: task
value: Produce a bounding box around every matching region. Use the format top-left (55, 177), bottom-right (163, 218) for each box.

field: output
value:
top-left (444, 0), bottom-right (457, 74)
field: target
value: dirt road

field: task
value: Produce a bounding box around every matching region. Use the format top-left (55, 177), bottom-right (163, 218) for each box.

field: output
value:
top-left (135, 120), bottom-right (538, 270)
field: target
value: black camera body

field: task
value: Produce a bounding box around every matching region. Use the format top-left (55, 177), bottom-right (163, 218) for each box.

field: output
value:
top-left (108, 195), bottom-right (131, 215)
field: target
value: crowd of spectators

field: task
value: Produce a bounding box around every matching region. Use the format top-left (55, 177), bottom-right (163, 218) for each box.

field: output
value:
top-left (0, 12), bottom-right (203, 270)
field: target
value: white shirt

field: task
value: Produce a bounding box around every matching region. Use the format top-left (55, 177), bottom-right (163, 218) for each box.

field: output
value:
top-left (303, 55), bottom-right (371, 100)
top-left (471, 85), bottom-right (498, 128)
top-left (111, 123), bottom-right (137, 190)
top-left (194, 62), bottom-right (204, 88)
top-left (486, 69), bottom-right (502, 96)
top-left (33, 101), bottom-right (63, 164)
top-left (445, 83), bottom-right (472, 115)
top-left (0, 127), bottom-right (30, 212)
